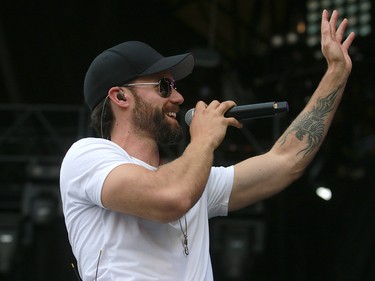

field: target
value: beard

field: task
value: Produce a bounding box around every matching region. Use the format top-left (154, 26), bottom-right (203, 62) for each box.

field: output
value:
top-left (131, 94), bottom-right (183, 145)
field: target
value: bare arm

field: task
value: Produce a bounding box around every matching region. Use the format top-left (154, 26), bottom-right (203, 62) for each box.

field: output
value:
top-left (229, 10), bottom-right (356, 211)
top-left (101, 100), bottom-right (242, 223)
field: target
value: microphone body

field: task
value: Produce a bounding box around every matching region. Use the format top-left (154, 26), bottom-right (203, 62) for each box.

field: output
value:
top-left (185, 101), bottom-right (289, 126)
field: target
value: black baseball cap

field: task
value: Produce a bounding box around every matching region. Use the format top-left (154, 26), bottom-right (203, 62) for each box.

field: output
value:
top-left (84, 41), bottom-right (195, 111)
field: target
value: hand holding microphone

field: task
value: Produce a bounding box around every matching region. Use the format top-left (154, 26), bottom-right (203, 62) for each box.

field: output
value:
top-left (185, 101), bottom-right (289, 126)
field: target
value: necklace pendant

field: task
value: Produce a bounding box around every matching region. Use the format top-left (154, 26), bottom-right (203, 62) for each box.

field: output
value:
top-left (179, 216), bottom-right (189, 256)
top-left (183, 235), bottom-right (189, 256)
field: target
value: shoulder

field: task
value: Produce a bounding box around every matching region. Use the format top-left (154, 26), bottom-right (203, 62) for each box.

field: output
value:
top-left (69, 137), bottom-right (120, 152)
top-left (60, 138), bottom-right (132, 202)
top-left (61, 137), bottom-right (132, 177)
top-left (64, 138), bottom-right (126, 159)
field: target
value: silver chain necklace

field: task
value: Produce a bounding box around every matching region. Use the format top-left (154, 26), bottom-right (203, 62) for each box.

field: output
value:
top-left (178, 215), bottom-right (189, 256)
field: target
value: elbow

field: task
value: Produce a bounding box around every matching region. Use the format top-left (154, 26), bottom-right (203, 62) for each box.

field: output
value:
top-left (155, 191), bottom-right (194, 224)
top-left (273, 151), bottom-right (307, 187)
top-left (286, 159), bottom-right (308, 184)
top-left (290, 168), bottom-right (305, 184)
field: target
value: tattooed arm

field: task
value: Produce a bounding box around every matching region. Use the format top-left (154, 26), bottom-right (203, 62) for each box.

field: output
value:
top-left (228, 10), bottom-right (355, 211)
top-left (279, 89), bottom-right (339, 157)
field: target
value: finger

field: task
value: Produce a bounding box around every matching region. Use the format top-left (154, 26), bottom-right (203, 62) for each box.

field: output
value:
top-left (217, 100), bottom-right (237, 115)
top-left (206, 100), bottom-right (221, 109)
top-left (195, 101), bottom-right (208, 112)
top-left (329, 10), bottom-right (339, 36)
top-left (321, 10), bottom-right (330, 37)
top-left (336, 18), bottom-right (349, 43)
top-left (226, 117), bottom-right (243, 129)
top-left (342, 31), bottom-right (356, 50)
top-left (321, 9), bottom-right (329, 24)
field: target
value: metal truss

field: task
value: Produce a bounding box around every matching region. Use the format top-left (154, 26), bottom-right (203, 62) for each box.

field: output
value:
top-left (0, 104), bottom-right (90, 211)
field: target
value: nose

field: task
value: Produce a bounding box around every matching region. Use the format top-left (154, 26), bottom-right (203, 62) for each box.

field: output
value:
top-left (169, 88), bottom-right (184, 105)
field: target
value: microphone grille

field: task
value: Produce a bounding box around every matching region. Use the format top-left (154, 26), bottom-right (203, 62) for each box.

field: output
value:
top-left (184, 108), bottom-right (195, 126)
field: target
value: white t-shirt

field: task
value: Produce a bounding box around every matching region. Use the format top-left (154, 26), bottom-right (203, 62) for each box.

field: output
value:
top-left (60, 138), bottom-right (234, 281)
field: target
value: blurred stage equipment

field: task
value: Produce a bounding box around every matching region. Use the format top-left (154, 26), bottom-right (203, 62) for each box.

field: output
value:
top-left (306, 0), bottom-right (372, 47)
top-left (0, 213), bottom-right (20, 275)
top-left (210, 202), bottom-right (265, 281)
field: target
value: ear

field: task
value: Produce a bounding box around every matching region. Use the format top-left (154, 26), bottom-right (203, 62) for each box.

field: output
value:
top-left (108, 87), bottom-right (129, 108)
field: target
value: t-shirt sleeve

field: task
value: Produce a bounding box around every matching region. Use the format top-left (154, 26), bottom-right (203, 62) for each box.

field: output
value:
top-left (206, 165), bottom-right (234, 218)
top-left (60, 139), bottom-right (131, 208)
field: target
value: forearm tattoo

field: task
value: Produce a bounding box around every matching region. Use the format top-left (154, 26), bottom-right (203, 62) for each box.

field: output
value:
top-left (278, 88), bottom-right (339, 157)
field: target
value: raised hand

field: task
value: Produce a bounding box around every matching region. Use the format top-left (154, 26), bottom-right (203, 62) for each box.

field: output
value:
top-left (321, 9), bottom-right (356, 75)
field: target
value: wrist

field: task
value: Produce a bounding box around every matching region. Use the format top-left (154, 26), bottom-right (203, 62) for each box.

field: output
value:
top-left (326, 62), bottom-right (351, 79)
top-left (185, 140), bottom-right (215, 161)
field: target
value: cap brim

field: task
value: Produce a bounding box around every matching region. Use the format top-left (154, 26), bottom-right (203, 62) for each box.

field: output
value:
top-left (141, 53), bottom-right (194, 81)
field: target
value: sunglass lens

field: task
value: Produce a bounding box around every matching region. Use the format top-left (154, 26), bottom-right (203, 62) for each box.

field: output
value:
top-left (159, 78), bottom-right (175, 98)
top-left (159, 78), bottom-right (169, 97)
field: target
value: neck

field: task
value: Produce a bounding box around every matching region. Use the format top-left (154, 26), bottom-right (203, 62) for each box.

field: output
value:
top-left (111, 129), bottom-right (160, 167)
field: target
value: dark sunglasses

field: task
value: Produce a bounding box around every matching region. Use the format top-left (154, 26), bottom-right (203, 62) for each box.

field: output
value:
top-left (122, 77), bottom-right (177, 98)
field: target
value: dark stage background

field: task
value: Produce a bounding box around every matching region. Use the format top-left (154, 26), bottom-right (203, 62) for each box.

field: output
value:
top-left (1, 1), bottom-right (374, 280)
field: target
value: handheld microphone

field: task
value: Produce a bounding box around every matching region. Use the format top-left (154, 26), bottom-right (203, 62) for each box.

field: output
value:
top-left (185, 101), bottom-right (289, 126)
